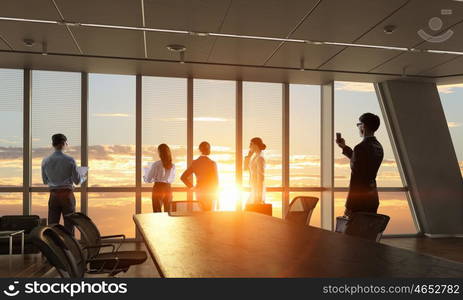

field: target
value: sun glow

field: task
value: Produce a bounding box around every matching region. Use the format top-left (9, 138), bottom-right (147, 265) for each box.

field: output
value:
top-left (217, 186), bottom-right (241, 211)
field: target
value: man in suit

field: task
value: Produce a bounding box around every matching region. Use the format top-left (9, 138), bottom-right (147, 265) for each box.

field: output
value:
top-left (336, 113), bottom-right (384, 217)
top-left (42, 134), bottom-right (85, 235)
top-left (181, 141), bottom-right (219, 211)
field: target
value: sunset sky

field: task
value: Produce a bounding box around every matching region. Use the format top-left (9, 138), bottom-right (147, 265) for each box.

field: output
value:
top-left (0, 69), bottom-right (461, 236)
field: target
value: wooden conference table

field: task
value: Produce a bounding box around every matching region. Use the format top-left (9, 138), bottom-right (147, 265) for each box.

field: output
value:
top-left (133, 211), bottom-right (463, 278)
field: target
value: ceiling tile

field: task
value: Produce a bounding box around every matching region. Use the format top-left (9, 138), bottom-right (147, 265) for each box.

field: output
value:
top-left (0, 0), bottom-right (60, 20)
top-left (420, 57), bottom-right (463, 77)
top-left (0, 21), bottom-right (78, 53)
top-left (266, 42), bottom-right (344, 69)
top-left (208, 38), bottom-right (279, 66)
top-left (291, 0), bottom-right (408, 42)
top-left (144, 0), bottom-right (230, 32)
top-left (417, 20), bottom-right (463, 52)
top-left (358, 0), bottom-right (463, 48)
top-left (219, 0), bottom-right (319, 37)
top-left (70, 27), bottom-right (145, 58)
top-left (54, 0), bottom-right (142, 26)
top-left (319, 47), bottom-right (400, 72)
top-left (370, 52), bottom-right (457, 75)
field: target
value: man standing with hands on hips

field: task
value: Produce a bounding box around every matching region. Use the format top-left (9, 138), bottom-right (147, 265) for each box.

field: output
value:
top-left (41, 133), bottom-right (87, 235)
top-left (336, 113), bottom-right (384, 218)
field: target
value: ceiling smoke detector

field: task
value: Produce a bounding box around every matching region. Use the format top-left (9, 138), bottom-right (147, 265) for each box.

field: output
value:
top-left (23, 38), bottom-right (35, 47)
top-left (166, 44), bottom-right (186, 64)
top-left (383, 25), bottom-right (397, 34)
top-left (166, 44), bottom-right (186, 52)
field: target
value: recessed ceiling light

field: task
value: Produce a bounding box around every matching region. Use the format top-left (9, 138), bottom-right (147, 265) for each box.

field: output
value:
top-left (383, 25), bottom-right (397, 34)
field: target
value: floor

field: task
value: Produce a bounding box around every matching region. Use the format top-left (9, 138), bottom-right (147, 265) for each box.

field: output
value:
top-left (114, 237), bottom-right (463, 278)
top-left (381, 237), bottom-right (463, 264)
top-left (7, 237), bottom-right (463, 278)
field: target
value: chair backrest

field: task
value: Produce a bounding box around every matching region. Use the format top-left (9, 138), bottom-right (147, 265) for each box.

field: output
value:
top-left (285, 196), bottom-right (319, 226)
top-left (170, 201), bottom-right (204, 213)
top-left (30, 226), bottom-right (80, 278)
top-left (51, 224), bottom-right (86, 277)
top-left (344, 212), bottom-right (390, 242)
top-left (0, 215), bottom-right (41, 233)
top-left (66, 213), bottom-right (101, 258)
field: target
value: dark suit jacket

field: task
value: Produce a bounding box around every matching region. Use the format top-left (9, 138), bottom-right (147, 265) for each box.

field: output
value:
top-left (343, 136), bottom-right (384, 212)
top-left (180, 156), bottom-right (219, 191)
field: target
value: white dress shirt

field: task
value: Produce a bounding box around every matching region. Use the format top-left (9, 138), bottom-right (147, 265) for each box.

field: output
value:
top-left (143, 160), bottom-right (176, 184)
top-left (244, 152), bottom-right (266, 204)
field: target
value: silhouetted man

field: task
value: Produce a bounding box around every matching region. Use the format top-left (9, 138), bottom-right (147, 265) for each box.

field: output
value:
top-left (336, 113), bottom-right (384, 217)
top-left (181, 142), bottom-right (219, 211)
top-left (42, 134), bottom-right (85, 235)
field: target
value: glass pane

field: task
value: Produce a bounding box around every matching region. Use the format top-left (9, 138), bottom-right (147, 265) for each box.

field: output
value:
top-left (0, 193), bottom-right (22, 215)
top-left (89, 74), bottom-right (135, 187)
top-left (32, 71), bottom-right (81, 186)
top-left (194, 79), bottom-right (236, 211)
top-left (31, 192), bottom-right (81, 220)
top-left (334, 192), bottom-right (417, 234)
top-left (290, 84), bottom-right (320, 187)
top-left (0, 69), bottom-right (23, 187)
top-left (142, 192), bottom-right (187, 213)
top-left (88, 192), bottom-right (134, 237)
top-left (289, 192), bottom-right (321, 228)
top-left (243, 82), bottom-right (282, 188)
top-left (334, 82), bottom-right (404, 187)
top-left (438, 84), bottom-right (463, 177)
top-left (142, 76), bottom-right (187, 187)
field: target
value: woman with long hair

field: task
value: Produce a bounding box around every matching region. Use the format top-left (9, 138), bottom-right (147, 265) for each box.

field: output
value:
top-left (244, 137), bottom-right (267, 204)
top-left (143, 144), bottom-right (175, 212)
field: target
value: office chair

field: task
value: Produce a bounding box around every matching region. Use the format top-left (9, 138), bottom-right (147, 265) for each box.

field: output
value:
top-left (67, 213), bottom-right (147, 273)
top-left (337, 212), bottom-right (390, 242)
top-left (30, 226), bottom-right (80, 278)
top-left (285, 196), bottom-right (319, 226)
top-left (52, 224), bottom-right (131, 276)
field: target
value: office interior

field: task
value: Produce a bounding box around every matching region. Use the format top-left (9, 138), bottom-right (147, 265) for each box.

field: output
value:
top-left (0, 0), bottom-right (462, 278)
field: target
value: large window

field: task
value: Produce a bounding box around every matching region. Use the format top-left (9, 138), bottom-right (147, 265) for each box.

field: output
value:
top-left (438, 84), bottom-right (463, 177)
top-left (0, 193), bottom-right (22, 215)
top-left (88, 193), bottom-right (134, 237)
top-left (31, 71), bottom-right (81, 186)
top-left (142, 76), bottom-right (187, 188)
top-left (334, 82), bottom-right (416, 234)
top-left (289, 84), bottom-right (321, 227)
top-left (1, 68), bottom-right (420, 237)
top-left (334, 82), bottom-right (403, 188)
top-left (289, 84), bottom-right (320, 187)
top-left (0, 69), bottom-right (23, 187)
top-left (194, 79), bottom-right (236, 210)
top-left (243, 82), bottom-right (282, 217)
top-left (89, 74), bottom-right (136, 187)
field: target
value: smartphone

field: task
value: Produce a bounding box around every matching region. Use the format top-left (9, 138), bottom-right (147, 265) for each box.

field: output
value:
top-left (336, 132), bottom-right (342, 142)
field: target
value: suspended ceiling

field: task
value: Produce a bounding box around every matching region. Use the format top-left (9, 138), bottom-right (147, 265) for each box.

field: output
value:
top-left (1, 0), bottom-right (463, 84)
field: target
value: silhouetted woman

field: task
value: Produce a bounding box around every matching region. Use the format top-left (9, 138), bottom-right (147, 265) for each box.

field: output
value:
top-left (144, 144), bottom-right (175, 212)
top-left (244, 137), bottom-right (266, 204)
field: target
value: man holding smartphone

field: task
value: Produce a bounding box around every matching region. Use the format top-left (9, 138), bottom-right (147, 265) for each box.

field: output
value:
top-left (336, 113), bottom-right (384, 217)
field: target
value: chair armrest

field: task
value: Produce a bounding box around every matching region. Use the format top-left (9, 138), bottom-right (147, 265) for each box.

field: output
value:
top-left (101, 234), bottom-right (126, 240)
top-left (83, 244), bottom-right (115, 257)
top-left (101, 235), bottom-right (125, 252)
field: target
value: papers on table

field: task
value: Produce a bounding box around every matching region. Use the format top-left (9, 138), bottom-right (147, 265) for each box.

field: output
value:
top-left (77, 166), bottom-right (88, 184)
